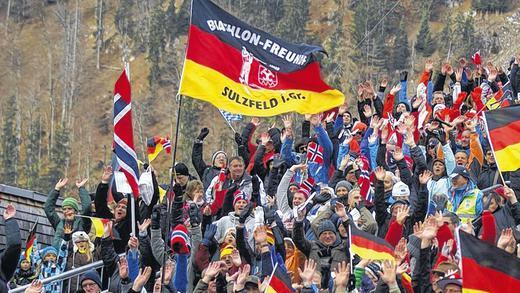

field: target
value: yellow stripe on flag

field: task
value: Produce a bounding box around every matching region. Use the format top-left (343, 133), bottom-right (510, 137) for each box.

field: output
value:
top-left (494, 141), bottom-right (520, 172)
top-left (463, 288), bottom-right (490, 293)
top-left (148, 144), bottom-right (163, 163)
top-left (90, 217), bottom-right (107, 237)
top-left (180, 60), bottom-right (344, 117)
top-left (485, 96), bottom-right (499, 110)
top-left (351, 244), bottom-right (395, 261)
top-left (159, 186), bottom-right (167, 203)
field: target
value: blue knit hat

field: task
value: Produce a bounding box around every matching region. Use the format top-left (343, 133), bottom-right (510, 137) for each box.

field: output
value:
top-left (40, 246), bottom-right (58, 258)
top-left (80, 270), bottom-right (102, 288)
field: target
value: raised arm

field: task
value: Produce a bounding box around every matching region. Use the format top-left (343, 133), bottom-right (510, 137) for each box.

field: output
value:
top-left (45, 179), bottom-right (67, 229)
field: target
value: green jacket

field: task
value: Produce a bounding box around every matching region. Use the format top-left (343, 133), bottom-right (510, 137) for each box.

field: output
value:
top-left (44, 188), bottom-right (91, 249)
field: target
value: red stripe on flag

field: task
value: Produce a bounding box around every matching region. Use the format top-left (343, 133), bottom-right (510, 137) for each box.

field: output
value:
top-left (462, 256), bottom-right (520, 292)
top-left (488, 119), bottom-right (520, 151)
top-left (186, 24), bottom-right (331, 93)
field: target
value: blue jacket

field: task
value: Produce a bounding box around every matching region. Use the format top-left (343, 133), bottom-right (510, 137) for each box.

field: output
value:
top-left (448, 180), bottom-right (483, 216)
top-left (308, 125), bottom-right (333, 185)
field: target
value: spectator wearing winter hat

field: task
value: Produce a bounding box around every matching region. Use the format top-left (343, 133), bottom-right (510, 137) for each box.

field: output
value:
top-left (275, 164), bottom-right (311, 230)
top-left (64, 231), bottom-right (96, 292)
top-left (79, 270), bottom-right (102, 293)
top-left (293, 205), bottom-right (349, 288)
top-left (374, 166), bottom-right (431, 238)
top-left (44, 177), bottom-right (91, 249)
top-left (173, 162), bottom-right (195, 190)
top-left (94, 166), bottom-right (134, 254)
top-left (192, 127), bottom-right (229, 191)
top-left (480, 186), bottom-right (520, 241)
top-left (446, 165), bottom-right (483, 224)
top-left (35, 235), bottom-right (69, 293)
top-left (214, 190), bottom-right (256, 249)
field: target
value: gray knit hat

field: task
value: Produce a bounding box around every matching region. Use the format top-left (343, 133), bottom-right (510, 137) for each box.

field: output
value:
top-left (317, 220), bottom-right (337, 237)
top-left (335, 181), bottom-right (353, 194)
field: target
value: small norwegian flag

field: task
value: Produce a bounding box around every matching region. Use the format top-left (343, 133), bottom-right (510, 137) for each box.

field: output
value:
top-left (299, 177), bottom-right (315, 198)
top-left (471, 50), bottom-right (481, 66)
top-left (357, 155), bottom-right (373, 204)
top-left (306, 142), bottom-right (324, 164)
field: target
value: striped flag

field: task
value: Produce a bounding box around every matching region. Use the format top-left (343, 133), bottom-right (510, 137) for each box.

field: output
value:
top-left (350, 225), bottom-right (395, 261)
top-left (306, 142), bottom-right (323, 164)
top-left (24, 220), bottom-right (38, 261)
top-left (357, 155), bottom-right (373, 204)
top-left (483, 105), bottom-right (520, 172)
top-left (298, 177), bottom-right (314, 198)
top-left (179, 0), bottom-right (344, 117)
top-left (147, 136), bottom-right (172, 163)
top-left (219, 109), bottom-right (243, 122)
top-left (113, 69), bottom-right (140, 198)
top-left (460, 231), bottom-right (520, 292)
top-left (89, 216), bottom-right (111, 238)
top-left (265, 264), bottom-right (294, 293)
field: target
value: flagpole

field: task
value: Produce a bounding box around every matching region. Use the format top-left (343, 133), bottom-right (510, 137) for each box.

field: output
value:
top-left (263, 262), bottom-right (279, 293)
top-left (348, 223), bottom-right (353, 275)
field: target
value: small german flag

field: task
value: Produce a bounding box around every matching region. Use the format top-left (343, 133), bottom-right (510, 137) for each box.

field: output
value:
top-left (147, 136), bottom-right (171, 163)
top-left (484, 105), bottom-right (520, 172)
top-left (24, 220), bottom-right (38, 261)
top-left (350, 225), bottom-right (395, 261)
top-left (460, 231), bottom-right (520, 292)
top-left (265, 265), bottom-right (294, 293)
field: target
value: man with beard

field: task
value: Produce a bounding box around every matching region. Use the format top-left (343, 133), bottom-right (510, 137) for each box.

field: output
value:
top-left (94, 166), bottom-right (133, 254)
top-left (44, 177), bottom-right (91, 249)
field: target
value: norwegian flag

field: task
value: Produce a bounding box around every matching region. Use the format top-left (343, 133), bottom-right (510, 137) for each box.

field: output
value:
top-left (113, 70), bottom-right (140, 198)
top-left (299, 177), bottom-right (315, 198)
top-left (471, 50), bottom-right (481, 66)
top-left (162, 137), bottom-right (172, 153)
top-left (357, 155), bottom-right (373, 204)
top-left (306, 142), bottom-right (324, 164)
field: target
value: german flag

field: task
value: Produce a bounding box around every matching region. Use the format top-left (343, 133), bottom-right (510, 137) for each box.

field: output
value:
top-left (265, 265), bottom-right (294, 293)
top-left (350, 225), bottom-right (395, 261)
top-left (179, 0), bottom-right (344, 117)
top-left (460, 231), bottom-right (520, 292)
top-left (24, 220), bottom-right (38, 261)
top-left (483, 105), bottom-right (520, 172)
top-left (147, 136), bottom-right (171, 163)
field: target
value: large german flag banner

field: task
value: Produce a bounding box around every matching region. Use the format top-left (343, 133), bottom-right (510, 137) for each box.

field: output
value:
top-left (483, 105), bottom-right (520, 172)
top-left (460, 231), bottom-right (520, 292)
top-left (179, 0), bottom-right (344, 117)
top-left (349, 225), bottom-right (395, 261)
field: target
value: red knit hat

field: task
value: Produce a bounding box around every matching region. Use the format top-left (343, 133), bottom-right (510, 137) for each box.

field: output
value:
top-left (233, 190), bottom-right (249, 206)
top-left (170, 224), bottom-right (191, 254)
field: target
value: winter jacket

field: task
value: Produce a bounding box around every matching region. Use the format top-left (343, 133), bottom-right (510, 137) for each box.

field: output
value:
top-left (37, 240), bottom-right (68, 293)
top-left (0, 218), bottom-right (21, 293)
top-left (292, 220), bottom-right (349, 288)
top-left (375, 177), bottom-right (428, 238)
top-left (476, 162), bottom-right (504, 190)
top-left (44, 188), bottom-right (91, 249)
top-left (94, 183), bottom-right (133, 254)
top-left (100, 237), bottom-right (133, 293)
top-left (192, 140), bottom-right (224, 191)
top-left (308, 124), bottom-right (333, 185)
top-left (214, 211), bottom-right (256, 248)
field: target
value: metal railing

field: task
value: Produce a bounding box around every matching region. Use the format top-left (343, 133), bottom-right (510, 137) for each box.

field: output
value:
top-left (9, 259), bottom-right (107, 293)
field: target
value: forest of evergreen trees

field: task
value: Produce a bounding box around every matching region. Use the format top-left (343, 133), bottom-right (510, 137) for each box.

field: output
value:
top-left (0, 0), bottom-right (516, 193)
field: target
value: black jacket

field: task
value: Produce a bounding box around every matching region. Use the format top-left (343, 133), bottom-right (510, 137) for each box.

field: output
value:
top-left (0, 218), bottom-right (22, 293)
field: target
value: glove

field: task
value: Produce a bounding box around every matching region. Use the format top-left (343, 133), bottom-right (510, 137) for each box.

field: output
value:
top-left (197, 128), bottom-right (209, 141)
top-left (188, 203), bottom-right (201, 227)
top-left (400, 71), bottom-right (408, 82)
top-left (201, 224), bottom-right (217, 247)
top-left (234, 132), bottom-right (243, 146)
top-left (151, 206), bottom-right (161, 230)
top-left (239, 202), bottom-right (253, 224)
top-left (313, 192), bottom-right (331, 205)
top-left (263, 207), bottom-right (277, 226)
